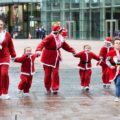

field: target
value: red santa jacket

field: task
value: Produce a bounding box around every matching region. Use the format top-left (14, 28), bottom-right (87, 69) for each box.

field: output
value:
top-left (74, 51), bottom-right (100, 70)
top-left (15, 53), bottom-right (38, 76)
top-left (36, 33), bottom-right (75, 68)
top-left (106, 49), bottom-right (120, 82)
top-left (99, 46), bottom-right (114, 62)
top-left (0, 31), bottom-right (16, 65)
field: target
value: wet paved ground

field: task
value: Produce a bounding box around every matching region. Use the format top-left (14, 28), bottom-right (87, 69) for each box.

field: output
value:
top-left (0, 39), bottom-right (120, 120)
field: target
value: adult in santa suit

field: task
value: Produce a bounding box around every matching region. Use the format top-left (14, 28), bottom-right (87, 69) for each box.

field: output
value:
top-left (99, 37), bottom-right (114, 88)
top-left (36, 24), bottom-right (75, 94)
top-left (0, 19), bottom-right (16, 99)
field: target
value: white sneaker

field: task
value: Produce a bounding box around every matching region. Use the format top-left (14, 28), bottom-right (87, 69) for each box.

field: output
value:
top-left (106, 84), bottom-right (111, 89)
top-left (2, 94), bottom-right (10, 100)
top-left (114, 97), bottom-right (119, 102)
top-left (0, 95), bottom-right (2, 99)
top-left (103, 84), bottom-right (106, 88)
top-left (17, 90), bottom-right (23, 98)
top-left (23, 93), bottom-right (30, 97)
top-left (81, 86), bottom-right (85, 90)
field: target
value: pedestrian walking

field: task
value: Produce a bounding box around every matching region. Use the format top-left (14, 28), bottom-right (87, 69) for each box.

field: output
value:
top-left (106, 37), bottom-right (120, 102)
top-left (14, 47), bottom-right (40, 97)
top-left (99, 37), bottom-right (114, 88)
top-left (0, 19), bottom-right (16, 99)
top-left (74, 44), bottom-right (101, 91)
top-left (36, 22), bottom-right (75, 94)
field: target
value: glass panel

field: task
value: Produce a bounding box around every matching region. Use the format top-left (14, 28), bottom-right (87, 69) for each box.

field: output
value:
top-left (65, 12), bottom-right (70, 21)
top-left (106, 21), bottom-right (110, 36)
top-left (112, 22), bottom-right (116, 36)
top-left (83, 9), bottom-right (90, 39)
top-left (84, 0), bottom-right (90, 8)
top-left (114, 0), bottom-right (120, 5)
top-left (46, 1), bottom-right (51, 10)
top-left (91, 9), bottom-right (100, 39)
top-left (113, 7), bottom-right (120, 19)
top-left (118, 20), bottom-right (120, 31)
top-left (52, 12), bottom-right (60, 21)
top-left (105, 0), bottom-right (111, 6)
top-left (64, 0), bottom-right (70, 9)
top-left (71, 12), bottom-right (79, 39)
top-left (105, 8), bottom-right (111, 19)
top-left (52, 0), bottom-right (60, 9)
top-left (47, 12), bottom-right (51, 22)
top-left (71, 0), bottom-right (79, 8)
top-left (91, 0), bottom-right (100, 7)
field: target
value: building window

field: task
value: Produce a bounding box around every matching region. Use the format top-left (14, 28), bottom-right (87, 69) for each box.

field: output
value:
top-left (84, 0), bottom-right (90, 8)
top-left (52, 0), bottom-right (60, 10)
top-left (71, 0), bottom-right (79, 8)
top-left (52, 12), bottom-right (60, 21)
top-left (114, 0), bottom-right (120, 5)
top-left (46, 1), bottom-right (51, 10)
top-left (91, 9), bottom-right (100, 39)
top-left (65, 12), bottom-right (70, 21)
top-left (64, 0), bottom-right (70, 9)
top-left (91, 0), bottom-right (100, 7)
top-left (105, 0), bottom-right (112, 6)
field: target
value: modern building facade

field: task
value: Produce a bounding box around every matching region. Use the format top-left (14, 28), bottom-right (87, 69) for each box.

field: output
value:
top-left (0, 0), bottom-right (41, 38)
top-left (41, 0), bottom-right (120, 40)
top-left (0, 0), bottom-right (120, 40)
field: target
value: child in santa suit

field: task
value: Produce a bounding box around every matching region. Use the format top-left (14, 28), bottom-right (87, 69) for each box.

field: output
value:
top-left (99, 37), bottom-right (114, 88)
top-left (74, 44), bottom-right (101, 91)
top-left (14, 47), bottom-right (40, 97)
top-left (36, 24), bottom-right (75, 94)
top-left (106, 37), bottom-right (120, 102)
top-left (0, 19), bottom-right (16, 99)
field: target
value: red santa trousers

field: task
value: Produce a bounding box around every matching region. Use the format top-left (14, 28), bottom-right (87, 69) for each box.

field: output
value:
top-left (0, 65), bottom-right (9, 95)
top-left (101, 66), bottom-right (111, 84)
top-left (18, 75), bottom-right (33, 93)
top-left (79, 69), bottom-right (92, 87)
top-left (43, 62), bottom-right (60, 91)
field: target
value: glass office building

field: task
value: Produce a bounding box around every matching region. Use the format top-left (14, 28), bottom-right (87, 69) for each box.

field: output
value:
top-left (0, 0), bottom-right (41, 38)
top-left (0, 0), bottom-right (120, 40)
top-left (41, 0), bottom-right (120, 40)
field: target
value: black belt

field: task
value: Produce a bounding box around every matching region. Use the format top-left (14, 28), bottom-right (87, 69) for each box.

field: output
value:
top-left (81, 61), bottom-right (90, 64)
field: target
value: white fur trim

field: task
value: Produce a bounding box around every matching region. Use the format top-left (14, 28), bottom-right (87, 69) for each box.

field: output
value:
top-left (77, 66), bottom-right (91, 70)
top-left (0, 45), bottom-right (2, 50)
top-left (40, 48), bottom-right (59, 68)
top-left (0, 63), bottom-right (9, 66)
top-left (21, 72), bottom-right (35, 76)
top-left (85, 52), bottom-right (89, 69)
top-left (104, 40), bottom-right (112, 43)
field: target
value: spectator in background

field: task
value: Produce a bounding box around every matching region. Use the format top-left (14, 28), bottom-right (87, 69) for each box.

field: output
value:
top-left (41, 26), bottom-right (46, 39)
top-left (35, 26), bottom-right (39, 38)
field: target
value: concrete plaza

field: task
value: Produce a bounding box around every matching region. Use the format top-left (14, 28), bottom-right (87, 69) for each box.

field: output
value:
top-left (0, 39), bottom-right (120, 120)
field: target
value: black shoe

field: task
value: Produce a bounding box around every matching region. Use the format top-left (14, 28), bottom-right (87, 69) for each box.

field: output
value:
top-left (46, 90), bottom-right (51, 95)
top-left (103, 84), bottom-right (106, 88)
top-left (85, 87), bottom-right (89, 91)
top-left (53, 90), bottom-right (58, 95)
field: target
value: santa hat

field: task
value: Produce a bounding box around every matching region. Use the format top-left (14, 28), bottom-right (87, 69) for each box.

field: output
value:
top-left (61, 28), bottom-right (68, 38)
top-left (51, 22), bottom-right (62, 32)
top-left (104, 37), bottom-right (112, 43)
